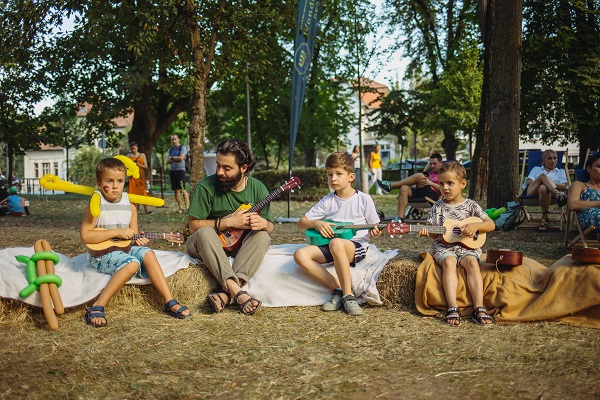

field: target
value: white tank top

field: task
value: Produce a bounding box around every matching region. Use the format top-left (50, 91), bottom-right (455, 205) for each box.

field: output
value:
top-left (94, 190), bottom-right (132, 230)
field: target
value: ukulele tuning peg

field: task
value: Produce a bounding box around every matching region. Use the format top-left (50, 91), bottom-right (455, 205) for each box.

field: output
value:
top-left (389, 235), bottom-right (394, 239)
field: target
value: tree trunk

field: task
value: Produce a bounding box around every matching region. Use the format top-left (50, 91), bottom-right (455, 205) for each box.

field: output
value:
top-left (485, 0), bottom-right (523, 209)
top-left (441, 129), bottom-right (459, 160)
top-left (470, 0), bottom-right (492, 201)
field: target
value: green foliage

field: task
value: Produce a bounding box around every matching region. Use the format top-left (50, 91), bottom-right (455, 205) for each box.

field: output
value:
top-left (521, 0), bottom-right (600, 153)
top-left (68, 146), bottom-right (102, 186)
top-left (253, 168), bottom-right (330, 201)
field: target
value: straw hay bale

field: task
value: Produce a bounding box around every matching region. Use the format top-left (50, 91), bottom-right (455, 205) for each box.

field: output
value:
top-left (1, 253), bottom-right (422, 322)
top-left (376, 250), bottom-right (422, 310)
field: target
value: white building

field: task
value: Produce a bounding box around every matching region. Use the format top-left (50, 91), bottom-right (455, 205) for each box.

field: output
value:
top-left (345, 78), bottom-right (398, 165)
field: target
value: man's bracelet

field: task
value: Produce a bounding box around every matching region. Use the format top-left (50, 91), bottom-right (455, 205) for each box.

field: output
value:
top-left (214, 218), bottom-right (220, 232)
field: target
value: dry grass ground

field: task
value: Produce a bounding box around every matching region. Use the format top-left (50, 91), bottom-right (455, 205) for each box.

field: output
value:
top-left (0, 194), bottom-right (598, 399)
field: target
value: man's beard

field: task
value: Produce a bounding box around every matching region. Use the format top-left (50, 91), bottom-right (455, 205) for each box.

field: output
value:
top-left (217, 170), bottom-right (244, 193)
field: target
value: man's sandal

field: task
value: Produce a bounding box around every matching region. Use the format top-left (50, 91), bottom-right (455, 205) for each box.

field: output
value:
top-left (234, 290), bottom-right (262, 316)
top-left (444, 307), bottom-right (461, 327)
top-left (207, 291), bottom-right (231, 313)
top-left (471, 307), bottom-right (494, 327)
top-left (164, 299), bottom-right (192, 319)
top-left (85, 305), bottom-right (108, 328)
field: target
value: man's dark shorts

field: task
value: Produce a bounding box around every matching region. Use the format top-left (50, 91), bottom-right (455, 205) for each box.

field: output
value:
top-left (318, 241), bottom-right (367, 266)
top-left (412, 185), bottom-right (438, 199)
top-left (170, 170), bottom-right (187, 191)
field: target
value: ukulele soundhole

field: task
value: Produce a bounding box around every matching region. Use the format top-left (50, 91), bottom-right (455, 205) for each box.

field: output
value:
top-left (451, 226), bottom-right (462, 238)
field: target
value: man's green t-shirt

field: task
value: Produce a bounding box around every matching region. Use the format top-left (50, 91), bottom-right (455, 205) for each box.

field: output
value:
top-left (189, 174), bottom-right (274, 222)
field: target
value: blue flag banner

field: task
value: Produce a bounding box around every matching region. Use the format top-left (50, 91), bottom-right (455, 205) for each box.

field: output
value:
top-left (289, 0), bottom-right (322, 171)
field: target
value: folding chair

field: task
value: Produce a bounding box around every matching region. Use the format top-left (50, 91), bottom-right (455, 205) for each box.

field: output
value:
top-left (565, 152), bottom-right (600, 247)
top-left (518, 149), bottom-right (567, 229)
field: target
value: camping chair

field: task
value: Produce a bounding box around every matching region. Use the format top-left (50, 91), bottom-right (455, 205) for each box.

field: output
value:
top-left (518, 149), bottom-right (567, 229)
top-left (565, 153), bottom-right (600, 248)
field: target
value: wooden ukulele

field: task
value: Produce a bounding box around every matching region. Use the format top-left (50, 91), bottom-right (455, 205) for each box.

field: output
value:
top-left (486, 249), bottom-right (523, 267)
top-left (305, 220), bottom-right (405, 246)
top-left (386, 216), bottom-right (486, 249)
top-left (218, 177), bottom-right (301, 252)
top-left (571, 247), bottom-right (600, 263)
top-left (86, 229), bottom-right (184, 257)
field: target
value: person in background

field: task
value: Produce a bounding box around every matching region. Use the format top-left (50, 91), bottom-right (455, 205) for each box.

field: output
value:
top-left (368, 144), bottom-right (384, 195)
top-left (167, 135), bottom-right (190, 213)
top-left (377, 153), bottom-right (443, 221)
top-left (127, 142), bottom-right (151, 214)
top-left (0, 186), bottom-right (25, 216)
top-left (567, 153), bottom-right (600, 233)
top-left (522, 149), bottom-right (568, 232)
top-left (350, 145), bottom-right (361, 191)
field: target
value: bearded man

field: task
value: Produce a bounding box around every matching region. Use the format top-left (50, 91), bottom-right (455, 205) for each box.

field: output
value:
top-left (186, 139), bottom-right (273, 315)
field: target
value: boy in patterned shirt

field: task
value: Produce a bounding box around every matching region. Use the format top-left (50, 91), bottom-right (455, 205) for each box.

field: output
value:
top-left (417, 162), bottom-right (495, 327)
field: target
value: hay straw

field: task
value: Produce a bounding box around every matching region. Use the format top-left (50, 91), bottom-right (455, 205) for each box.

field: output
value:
top-left (376, 251), bottom-right (421, 310)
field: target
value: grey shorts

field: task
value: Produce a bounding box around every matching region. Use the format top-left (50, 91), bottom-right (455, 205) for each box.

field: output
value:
top-left (438, 250), bottom-right (480, 265)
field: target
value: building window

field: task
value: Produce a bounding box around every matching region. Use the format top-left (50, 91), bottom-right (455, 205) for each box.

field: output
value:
top-left (54, 162), bottom-right (59, 176)
top-left (42, 162), bottom-right (51, 176)
top-left (34, 163), bottom-right (39, 178)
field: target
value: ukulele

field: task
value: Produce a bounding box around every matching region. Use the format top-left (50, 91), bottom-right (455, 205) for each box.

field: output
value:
top-left (486, 249), bottom-right (523, 267)
top-left (386, 216), bottom-right (486, 249)
top-left (218, 177), bottom-right (301, 252)
top-left (571, 247), bottom-right (600, 263)
top-left (86, 229), bottom-right (184, 257)
top-left (305, 220), bottom-right (404, 246)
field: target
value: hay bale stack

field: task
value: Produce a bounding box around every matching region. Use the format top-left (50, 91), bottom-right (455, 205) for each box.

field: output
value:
top-left (0, 263), bottom-right (219, 324)
top-left (376, 250), bottom-right (422, 310)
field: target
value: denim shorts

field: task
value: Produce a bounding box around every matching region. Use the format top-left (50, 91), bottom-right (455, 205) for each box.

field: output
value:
top-left (318, 241), bottom-right (367, 266)
top-left (89, 245), bottom-right (151, 276)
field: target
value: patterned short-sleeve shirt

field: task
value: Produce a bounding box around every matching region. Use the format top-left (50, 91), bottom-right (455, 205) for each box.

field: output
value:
top-left (426, 198), bottom-right (488, 263)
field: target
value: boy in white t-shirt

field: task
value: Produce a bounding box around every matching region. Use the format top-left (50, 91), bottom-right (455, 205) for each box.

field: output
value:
top-left (294, 152), bottom-right (381, 316)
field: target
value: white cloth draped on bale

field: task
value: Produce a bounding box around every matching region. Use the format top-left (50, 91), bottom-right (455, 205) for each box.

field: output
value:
top-left (0, 244), bottom-right (397, 308)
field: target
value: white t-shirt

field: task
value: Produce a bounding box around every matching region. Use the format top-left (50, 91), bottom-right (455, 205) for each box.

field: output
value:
top-left (304, 190), bottom-right (380, 247)
top-left (522, 166), bottom-right (567, 189)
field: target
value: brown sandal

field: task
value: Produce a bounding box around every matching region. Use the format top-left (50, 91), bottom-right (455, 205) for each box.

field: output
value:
top-left (539, 215), bottom-right (549, 232)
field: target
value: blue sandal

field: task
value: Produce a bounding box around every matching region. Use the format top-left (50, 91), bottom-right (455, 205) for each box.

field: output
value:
top-left (164, 299), bottom-right (192, 319)
top-left (85, 305), bottom-right (108, 328)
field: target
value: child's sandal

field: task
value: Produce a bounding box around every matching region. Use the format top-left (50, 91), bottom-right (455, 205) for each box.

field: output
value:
top-left (471, 307), bottom-right (494, 327)
top-left (444, 307), bottom-right (461, 327)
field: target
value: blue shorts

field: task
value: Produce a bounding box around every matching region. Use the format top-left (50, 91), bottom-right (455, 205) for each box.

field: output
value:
top-left (89, 246), bottom-right (152, 277)
top-left (318, 241), bottom-right (368, 266)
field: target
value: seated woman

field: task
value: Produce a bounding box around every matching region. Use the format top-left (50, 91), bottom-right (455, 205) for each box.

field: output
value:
top-left (567, 153), bottom-right (600, 232)
top-left (523, 149), bottom-right (568, 232)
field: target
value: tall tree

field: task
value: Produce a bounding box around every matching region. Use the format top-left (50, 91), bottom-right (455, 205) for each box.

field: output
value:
top-left (382, 0), bottom-right (480, 160)
top-left (479, 0), bottom-right (523, 208)
top-left (521, 0), bottom-right (600, 164)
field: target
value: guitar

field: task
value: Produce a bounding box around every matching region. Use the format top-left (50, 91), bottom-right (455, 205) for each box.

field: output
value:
top-left (386, 216), bottom-right (486, 249)
top-left (218, 177), bottom-right (301, 252)
top-left (486, 249), bottom-right (523, 267)
top-left (571, 247), bottom-right (600, 263)
top-left (86, 229), bottom-right (185, 257)
top-left (305, 220), bottom-right (404, 246)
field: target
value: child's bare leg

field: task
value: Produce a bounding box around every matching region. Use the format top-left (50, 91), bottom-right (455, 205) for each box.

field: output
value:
top-left (441, 256), bottom-right (459, 307)
top-left (441, 256), bottom-right (460, 325)
top-left (460, 256), bottom-right (492, 325)
top-left (174, 189), bottom-right (184, 211)
top-left (143, 250), bottom-right (190, 316)
top-left (329, 238), bottom-right (357, 295)
top-left (294, 246), bottom-right (340, 290)
top-left (90, 262), bottom-right (139, 326)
